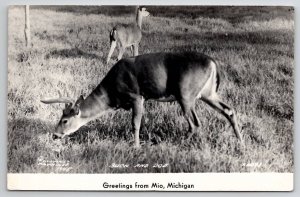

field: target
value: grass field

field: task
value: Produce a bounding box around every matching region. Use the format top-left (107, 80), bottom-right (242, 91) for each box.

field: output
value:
top-left (7, 6), bottom-right (294, 173)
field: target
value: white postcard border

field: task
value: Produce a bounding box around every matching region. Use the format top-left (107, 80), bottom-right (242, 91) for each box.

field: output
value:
top-left (7, 173), bottom-right (293, 191)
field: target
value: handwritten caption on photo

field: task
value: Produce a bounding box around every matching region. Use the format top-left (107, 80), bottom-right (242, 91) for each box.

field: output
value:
top-left (37, 156), bottom-right (73, 172)
top-left (109, 163), bottom-right (169, 168)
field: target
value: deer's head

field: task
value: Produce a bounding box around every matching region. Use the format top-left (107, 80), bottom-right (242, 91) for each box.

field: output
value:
top-left (41, 95), bottom-right (85, 138)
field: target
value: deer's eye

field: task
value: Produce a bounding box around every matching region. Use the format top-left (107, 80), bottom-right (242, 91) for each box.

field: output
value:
top-left (62, 120), bottom-right (68, 124)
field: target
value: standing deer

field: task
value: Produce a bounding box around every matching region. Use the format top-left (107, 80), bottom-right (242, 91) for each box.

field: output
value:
top-left (41, 52), bottom-right (243, 147)
top-left (106, 6), bottom-right (150, 64)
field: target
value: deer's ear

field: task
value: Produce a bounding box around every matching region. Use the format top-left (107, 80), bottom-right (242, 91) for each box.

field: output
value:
top-left (65, 103), bottom-right (72, 109)
top-left (75, 95), bottom-right (84, 107)
top-left (71, 108), bottom-right (80, 116)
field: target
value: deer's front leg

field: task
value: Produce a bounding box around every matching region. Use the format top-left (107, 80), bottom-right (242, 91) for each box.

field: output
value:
top-left (133, 43), bottom-right (139, 56)
top-left (106, 40), bottom-right (116, 64)
top-left (131, 97), bottom-right (144, 147)
top-left (117, 46), bottom-right (125, 61)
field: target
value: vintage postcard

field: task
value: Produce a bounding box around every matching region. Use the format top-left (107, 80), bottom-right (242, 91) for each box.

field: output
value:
top-left (7, 5), bottom-right (294, 191)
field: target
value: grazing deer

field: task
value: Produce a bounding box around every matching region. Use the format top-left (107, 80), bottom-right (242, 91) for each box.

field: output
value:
top-left (106, 6), bottom-right (150, 64)
top-left (41, 52), bottom-right (243, 147)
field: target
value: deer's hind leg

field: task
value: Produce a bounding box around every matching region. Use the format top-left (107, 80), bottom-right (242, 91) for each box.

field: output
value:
top-left (178, 98), bottom-right (200, 134)
top-left (200, 92), bottom-right (243, 142)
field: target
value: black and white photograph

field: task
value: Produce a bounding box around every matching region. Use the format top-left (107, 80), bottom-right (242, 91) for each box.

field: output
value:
top-left (7, 5), bottom-right (294, 191)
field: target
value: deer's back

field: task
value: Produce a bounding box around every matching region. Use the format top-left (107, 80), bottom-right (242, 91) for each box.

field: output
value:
top-left (101, 52), bottom-right (214, 108)
top-left (114, 24), bottom-right (142, 46)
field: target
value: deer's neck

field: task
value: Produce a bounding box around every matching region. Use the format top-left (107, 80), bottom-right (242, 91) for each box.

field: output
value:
top-left (136, 12), bottom-right (143, 29)
top-left (79, 86), bottom-right (110, 120)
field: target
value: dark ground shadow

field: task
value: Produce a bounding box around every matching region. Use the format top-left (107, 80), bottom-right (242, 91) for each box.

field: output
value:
top-left (31, 6), bottom-right (293, 22)
top-left (45, 48), bottom-right (100, 59)
top-left (7, 116), bottom-right (132, 147)
top-left (7, 117), bottom-right (113, 172)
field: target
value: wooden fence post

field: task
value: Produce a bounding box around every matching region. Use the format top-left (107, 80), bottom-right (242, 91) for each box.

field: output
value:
top-left (24, 5), bottom-right (30, 47)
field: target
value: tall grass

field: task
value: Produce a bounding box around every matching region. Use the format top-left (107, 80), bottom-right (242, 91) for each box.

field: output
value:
top-left (7, 6), bottom-right (294, 173)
